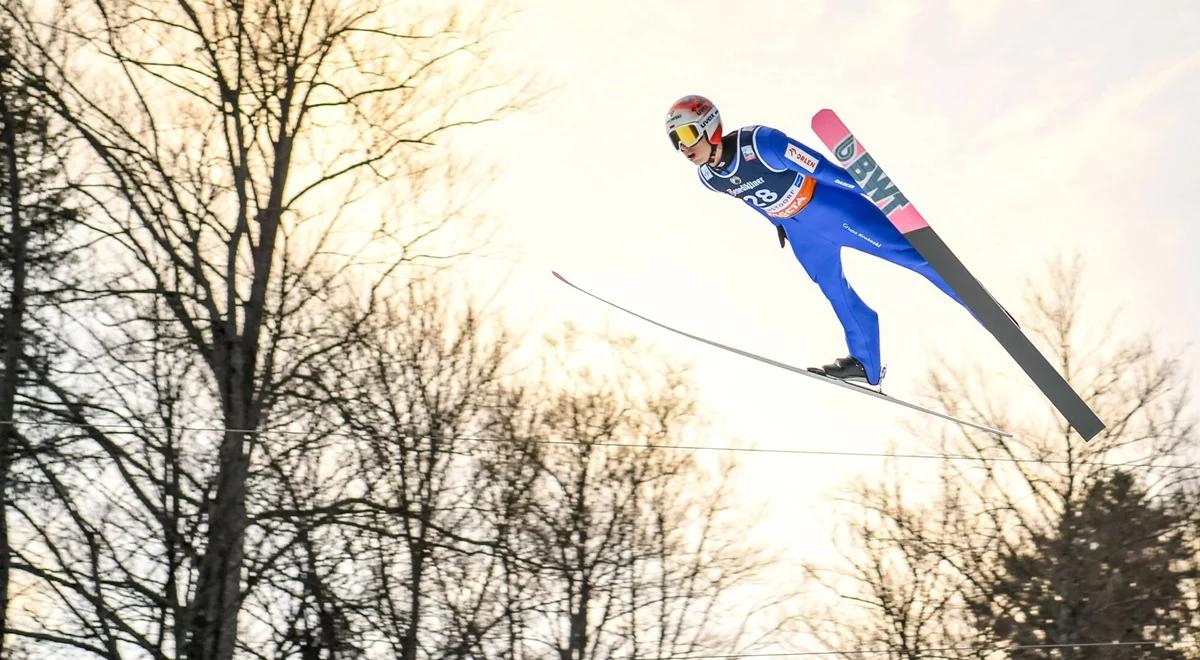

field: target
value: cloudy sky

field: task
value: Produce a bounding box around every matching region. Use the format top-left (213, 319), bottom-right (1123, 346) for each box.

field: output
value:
top-left (447, 0), bottom-right (1200, 629)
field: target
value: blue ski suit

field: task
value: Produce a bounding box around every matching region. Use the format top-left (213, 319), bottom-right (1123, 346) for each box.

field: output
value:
top-left (697, 125), bottom-right (966, 385)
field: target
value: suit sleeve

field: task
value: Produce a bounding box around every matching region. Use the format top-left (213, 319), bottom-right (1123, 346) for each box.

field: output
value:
top-left (754, 126), bottom-right (863, 193)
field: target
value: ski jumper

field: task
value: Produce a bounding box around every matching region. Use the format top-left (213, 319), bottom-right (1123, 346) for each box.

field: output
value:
top-left (697, 125), bottom-right (966, 385)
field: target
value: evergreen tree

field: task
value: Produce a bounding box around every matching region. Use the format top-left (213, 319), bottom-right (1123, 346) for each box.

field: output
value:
top-left (979, 470), bottom-right (1196, 659)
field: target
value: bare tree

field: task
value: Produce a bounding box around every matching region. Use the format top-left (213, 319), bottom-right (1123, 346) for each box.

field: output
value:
top-left (1, 0), bottom-right (530, 657)
top-left (245, 301), bottom-right (794, 660)
top-left (483, 331), bottom-right (790, 660)
top-left (0, 10), bottom-right (80, 655)
top-left (245, 280), bottom-right (513, 659)
top-left (2, 2), bottom-right (787, 658)
top-left (803, 258), bottom-right (1200, 659)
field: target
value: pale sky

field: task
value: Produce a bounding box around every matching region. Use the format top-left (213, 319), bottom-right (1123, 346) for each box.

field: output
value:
top-left (445, 0), bottom-right (1200, 644)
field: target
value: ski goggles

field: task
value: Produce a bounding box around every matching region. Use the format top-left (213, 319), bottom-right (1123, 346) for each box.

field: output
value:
top-left (668, 123), bottom-right (705, 149)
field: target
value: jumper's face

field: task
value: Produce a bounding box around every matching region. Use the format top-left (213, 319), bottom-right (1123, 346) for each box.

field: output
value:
top-left (680, 138), bottom-right (714, 165)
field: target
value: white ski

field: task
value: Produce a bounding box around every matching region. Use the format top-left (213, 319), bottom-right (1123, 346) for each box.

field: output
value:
top-left (553, 271), bottom-right (1012, 438)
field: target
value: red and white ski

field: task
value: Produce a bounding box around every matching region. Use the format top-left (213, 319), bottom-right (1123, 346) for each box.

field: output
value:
top-left (553, 271), bottom-right (1012, 438)
top-left (810, 109), bottom-right (1104, 441)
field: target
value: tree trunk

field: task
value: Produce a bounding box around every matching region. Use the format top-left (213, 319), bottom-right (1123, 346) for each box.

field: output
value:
top-left (184, 426), bottom-right (250, 660)
top-left (0, 65), bottom-right (29, 658)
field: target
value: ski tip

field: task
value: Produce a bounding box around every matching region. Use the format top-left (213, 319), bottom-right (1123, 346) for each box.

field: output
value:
top-left (811, 109), bottom-right (845, 134)
top-left (551, 270), bottom-right (568, 284)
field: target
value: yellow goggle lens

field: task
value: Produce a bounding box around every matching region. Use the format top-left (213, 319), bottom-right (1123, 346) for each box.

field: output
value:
top-left (670, 123), bottom-right (703, 149)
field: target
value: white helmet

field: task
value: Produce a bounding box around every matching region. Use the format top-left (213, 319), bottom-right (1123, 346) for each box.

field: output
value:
top-left (665, 95), bottom-right (722, 150)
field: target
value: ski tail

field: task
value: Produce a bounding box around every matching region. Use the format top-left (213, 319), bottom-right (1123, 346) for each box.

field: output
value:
top-left (810, 109), bottom-right (1104, 441)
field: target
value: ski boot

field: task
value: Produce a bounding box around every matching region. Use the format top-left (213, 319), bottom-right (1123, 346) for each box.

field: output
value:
top-left (808, 356), bottom-right (884, 389)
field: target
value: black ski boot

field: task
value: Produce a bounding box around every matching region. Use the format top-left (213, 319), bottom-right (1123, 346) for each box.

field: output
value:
top-left (808, 356), bottom-right (882, 387)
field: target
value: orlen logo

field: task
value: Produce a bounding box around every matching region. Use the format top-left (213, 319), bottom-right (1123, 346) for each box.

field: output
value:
top-left (784, 144), bottom-right (818, 173)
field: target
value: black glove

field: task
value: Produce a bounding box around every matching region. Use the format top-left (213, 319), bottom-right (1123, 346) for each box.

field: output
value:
top-left (776, 224), bottom-right (787, 248)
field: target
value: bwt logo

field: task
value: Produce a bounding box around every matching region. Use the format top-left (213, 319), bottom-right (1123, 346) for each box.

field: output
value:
top-left (834, 136), bottom-right (910, 215)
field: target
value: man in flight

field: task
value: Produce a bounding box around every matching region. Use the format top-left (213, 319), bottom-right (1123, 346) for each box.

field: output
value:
top-left (666, 94), bottom-right (969, 387)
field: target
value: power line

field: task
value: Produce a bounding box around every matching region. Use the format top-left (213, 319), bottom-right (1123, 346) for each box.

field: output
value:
top-left (642, 638), bottom-right (1189, 658)
top-left (3, 418), bottom-right (1197, 472)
